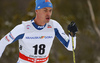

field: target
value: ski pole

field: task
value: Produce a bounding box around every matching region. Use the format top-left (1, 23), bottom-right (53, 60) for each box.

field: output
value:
top-left (72, 37), bottom-right (76, 63)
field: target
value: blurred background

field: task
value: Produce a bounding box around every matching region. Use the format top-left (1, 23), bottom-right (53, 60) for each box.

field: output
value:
top-left (0, 0), bottom-right (100, 63)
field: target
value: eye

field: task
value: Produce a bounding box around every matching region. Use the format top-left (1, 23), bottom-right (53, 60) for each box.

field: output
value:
top-left (49, 10), bottom-right (52, 12)
top-left (44, 10), bottom-right (47, 12)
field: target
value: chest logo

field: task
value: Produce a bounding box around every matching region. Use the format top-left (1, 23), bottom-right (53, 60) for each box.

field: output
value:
top-left (26, 25), bottom-right (31, 29)
top-left (47, 25), bottom-right (52, 28)
top-left (26, 36), bottom-right (53, 39)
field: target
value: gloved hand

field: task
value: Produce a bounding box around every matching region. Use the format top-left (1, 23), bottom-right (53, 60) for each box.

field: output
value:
top-left (67, 21), bottom-right (78, 37)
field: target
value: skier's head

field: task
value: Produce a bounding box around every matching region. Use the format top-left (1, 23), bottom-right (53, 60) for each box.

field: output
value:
top-left (35, 0), bottom-right (53, 10)
top-left (35, 0), bottom-right (53, 24)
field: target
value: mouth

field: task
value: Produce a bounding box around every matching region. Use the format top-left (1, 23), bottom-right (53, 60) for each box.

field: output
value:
top-left (46, 17), bottom-right (50, 21)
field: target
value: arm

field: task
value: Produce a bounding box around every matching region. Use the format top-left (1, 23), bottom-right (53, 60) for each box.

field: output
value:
top-left (0, 24), bottom-right (24, 58)
top-left (53, 20), bottom-right (76, 51)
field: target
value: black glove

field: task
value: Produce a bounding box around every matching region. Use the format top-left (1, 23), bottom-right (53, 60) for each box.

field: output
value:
top-left (67, 21), bottom-right (78, 37)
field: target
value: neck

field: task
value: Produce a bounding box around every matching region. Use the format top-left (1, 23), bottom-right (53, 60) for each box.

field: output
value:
top-left (34, 17), bottom-right (45, 26)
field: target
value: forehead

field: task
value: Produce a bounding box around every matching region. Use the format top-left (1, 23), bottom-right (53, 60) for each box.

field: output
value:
top-left (42, 7), bottom-right (53, 10)
top-left (45, 0), bottom-right (50, 2)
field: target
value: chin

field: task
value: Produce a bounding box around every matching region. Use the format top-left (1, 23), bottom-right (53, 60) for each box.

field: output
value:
top-left (45, 19), bottom-right (50, 23)
top-left (46, 21), bottom-right (49, 23)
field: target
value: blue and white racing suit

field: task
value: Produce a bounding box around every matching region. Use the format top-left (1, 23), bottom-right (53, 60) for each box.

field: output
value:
top-left (0, 18), bottom-right (76, 63)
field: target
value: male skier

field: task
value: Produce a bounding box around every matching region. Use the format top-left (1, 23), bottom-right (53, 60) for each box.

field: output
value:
top-left (0, 0), bottom-right (78, 63)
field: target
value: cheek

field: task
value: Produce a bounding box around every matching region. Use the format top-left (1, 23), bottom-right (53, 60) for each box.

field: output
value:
top-left (40, 13), bottom-right (45, 18)
top-left (41, 13), bottom-right (47, 18)
top-left (38, 12), bottom-right (45, 18)
top-left (50, 11), bottom-right (52, 16)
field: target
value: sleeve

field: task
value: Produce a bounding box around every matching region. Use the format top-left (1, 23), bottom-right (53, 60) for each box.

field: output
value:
top-left (0, 24), bottom-right (25, 58)
top-left (53, 20), bottom-right (76, 51)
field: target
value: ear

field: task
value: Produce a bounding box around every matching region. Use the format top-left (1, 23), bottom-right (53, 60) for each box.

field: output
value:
top-left (35, 10), bottom-right (39, 13)
top-left (35, 10), bottom-right (37, 13)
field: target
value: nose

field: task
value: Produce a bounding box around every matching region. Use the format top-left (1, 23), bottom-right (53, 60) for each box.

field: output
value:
top-left (47, 11), bottom-right (52, 16)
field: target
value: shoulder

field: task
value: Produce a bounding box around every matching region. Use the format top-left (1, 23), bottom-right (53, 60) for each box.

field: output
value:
top-left (13, 24), bottom-right (24, 31)
top-left (50, 19), bottom-right (59, 24)
top-left (22, 20), bottom-right (32, 24)
top-left (15, 20), bottom-right (31, 30)
top-left (50, 19), bottom-right (61, 28)
top-left (11, 24), bottom-right (24, 36)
